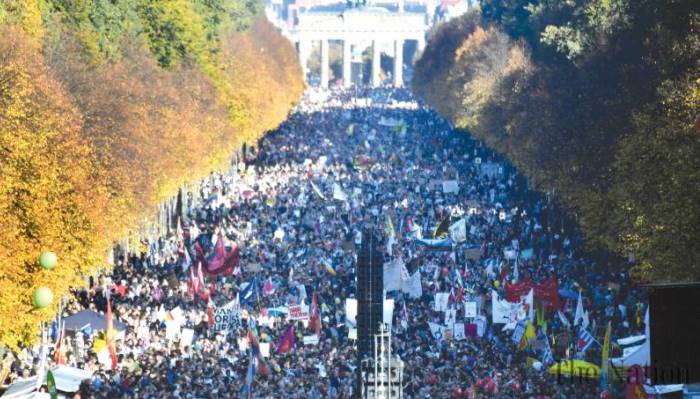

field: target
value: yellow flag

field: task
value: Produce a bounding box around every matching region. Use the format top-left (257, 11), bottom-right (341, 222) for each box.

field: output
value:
top-left (519, 320), bottom-right (536, 350)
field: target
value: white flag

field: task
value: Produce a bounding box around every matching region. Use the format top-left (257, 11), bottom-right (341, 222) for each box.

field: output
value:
top-left (448, 218), bottom-right (467, 243)
top-left (332, 183), bottom-right (348, 201)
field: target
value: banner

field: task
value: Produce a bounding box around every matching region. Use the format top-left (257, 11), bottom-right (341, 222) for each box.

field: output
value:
top-left (345, 298), bottom-right (357, 325)
top-left (401, 271), bottom-right (422, 299)
top-left (288, 304), bottom-right (310, 321)
top-left (453, 323), bottom-right (466, 340)
top-left (505, 277), bottom-right (561, 310)
top-left (434, 293), bottom-right (449, 312)
top-left (383, 259), bottom-right (403, 292)
top-left (415, 237), bottom-right (453, 251)
top-left (383, 299), bottom-right (394, 326)
top-left (445, 309), bottom-right (457, 327)
top-left (442, 180), bottom-right (459, 194)
top-left (448, 218), bottom-right (467, 243)
top-left (303, 335), bottom-right (319, 346)
top-left (464, 301), bottom-right (478, 318)
top-left (491, 290), bottom-right (517, 324)
top-left (213, 299), bottom-right (242, 332)
top-left (332, 183), bottom-right (348, 201)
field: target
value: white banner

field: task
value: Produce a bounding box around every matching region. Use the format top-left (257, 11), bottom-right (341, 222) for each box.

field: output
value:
top-left (303, 335), bottom-right (319, 346)
top-left (288, 304), bottom-right (310, 321)
top-left (260, 342), bottom-right (270, 358)
top-left (333, 183), bottom-right (348, 201)
top-left (213, 299), bottom-right (242, 332)
top-left (453, 323), bottom-right (465, 340)
top-left (464, 301), bottom-right (478, 318)
top-left (345, 298), bottom-right (357, 325)
top-left (401, 271), bottom-right (422, 299)
top-left (448, 218), bottom-right (467, 243)
top-left (383, 299), bottom-right (394, 326)
top-left (434, 293), bottom-right (449, 312)
top-left (442, 180), bottom-right (459, 194)
top-left (383, 259), bottom-right (403, 292)
top-left (445, 309), bottom-right (457, 327)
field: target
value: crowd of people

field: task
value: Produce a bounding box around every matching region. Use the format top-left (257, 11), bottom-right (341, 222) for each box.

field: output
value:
top-left (3, 87), bottom-right (645, 398)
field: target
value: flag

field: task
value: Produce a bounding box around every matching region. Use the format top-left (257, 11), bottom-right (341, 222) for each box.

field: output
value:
top-left (181, 245), bottom-right (192, 273)
top-left (263, 278), bottom-right (275, 297)
top-left (207, 299), bottom-right (215, 328)
top-left (541, 334), bottom-right (555, 367)
top-left (309, 293), bottom-right (321, 336)
top-left (106, 297), bottom-right (118, 371)
top-left (574, 291), bottom-right (585, 326)
top-left (322, 258), bottom-right (336, 277)
top-left (448, 218), bottom-right (467, 243)
top-left (577, 327), bottom-right (595, 353)
top-left (600, 321), bottom-right (611, 391)
top-left (518, 320), bottom-right (536, 351)
top-left (276, 326), bottom-right (295, 354)
top-left (400, 302), bottom-right (408, 330)
top-left (332, 183), bottom-right (348, 201)
top-left (53, 322), bottom-right (65, 365)
top-left (433, 215), bottom-right (451, 238)
top-left (239, 278), bottom-right (258, 305)
top-left (241, 352), bottom-right (255, 399)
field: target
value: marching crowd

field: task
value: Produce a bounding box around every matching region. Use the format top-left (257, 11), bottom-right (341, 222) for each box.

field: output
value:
top-left (3, 87), bottom-right (645, 398)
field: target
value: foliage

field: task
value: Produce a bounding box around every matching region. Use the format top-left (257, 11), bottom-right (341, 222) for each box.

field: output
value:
top-left (0, 1), bottom-right (303, 348)
top-left (413, 2), bottom-right (700, 282)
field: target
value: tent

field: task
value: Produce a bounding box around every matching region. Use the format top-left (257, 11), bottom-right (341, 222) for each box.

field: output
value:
top-left (2, 365), bottom-right (92, 398)
top-left (62, 310), bottom-right (126, 332)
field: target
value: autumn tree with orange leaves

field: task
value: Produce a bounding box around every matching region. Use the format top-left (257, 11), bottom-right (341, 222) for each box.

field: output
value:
top-left (0, 0), bottom-right (303, 349)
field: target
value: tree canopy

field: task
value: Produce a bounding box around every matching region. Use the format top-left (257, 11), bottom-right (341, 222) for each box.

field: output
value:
top-left (414, 1), bottom-right (699, 283)
top-left (0, 0), bottom-right (303, 348)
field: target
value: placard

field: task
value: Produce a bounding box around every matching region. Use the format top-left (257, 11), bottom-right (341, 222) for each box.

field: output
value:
top-left (303, 335), bottom-right (319, 346)
top-left (464, 301), bottom-right (478, 318)
top-left (213, 300), bottom-right (242, 332)
top-left (288, 304), bottom-right (310, 321)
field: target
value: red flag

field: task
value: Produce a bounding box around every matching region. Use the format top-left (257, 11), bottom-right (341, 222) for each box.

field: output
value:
top-left (309, 293), bottom-right (321, 336)
top-left (263, 278), bottom-right (274, 297)
top-left (275, 326), bottom-right (295, 354)
top-left (106, 297), bottom-right (118, 370)
top-left (207, 299), bottom-right (215, 328)
top-left (53, 322), bottom-right (65, 365)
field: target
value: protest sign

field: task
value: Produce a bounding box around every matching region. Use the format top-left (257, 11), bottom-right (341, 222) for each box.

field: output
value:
top-left (213, 299), bottom-right (242, 332)
top-left (303, 335), bottom-right (319, 346)
top-left (288, 304), bottom-right (310, 321)
top-left (464, 301), bottom-right (477, 318)
top-left (434, 293), bottom-right (449, 312)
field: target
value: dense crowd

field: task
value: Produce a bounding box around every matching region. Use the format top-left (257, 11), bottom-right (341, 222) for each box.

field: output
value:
top-left (3, 87), bottom-right (645, 398)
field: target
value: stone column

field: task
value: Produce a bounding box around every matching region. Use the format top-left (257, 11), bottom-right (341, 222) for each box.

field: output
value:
top-left (298, 39), bottom-right (311, 83)
top-left (320, 39), bottom-right (329, 89)
top-left (343, 39), bottom-right (352, 87)
top-left (372, 40), bottom-right (381, 87)
top-left (393, 39), bottom-right (404, 87)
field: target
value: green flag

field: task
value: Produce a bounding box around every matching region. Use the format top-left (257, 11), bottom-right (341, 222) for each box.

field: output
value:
top-left (47, 370), bottom-right (58, 399)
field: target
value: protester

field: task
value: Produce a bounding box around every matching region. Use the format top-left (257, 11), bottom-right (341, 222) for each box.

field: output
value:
top-left (3, 87), bottom-right (643, 398)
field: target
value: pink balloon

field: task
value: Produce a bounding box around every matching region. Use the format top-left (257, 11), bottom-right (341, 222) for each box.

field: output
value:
top-left (453, 387), bottom-right (462, 398)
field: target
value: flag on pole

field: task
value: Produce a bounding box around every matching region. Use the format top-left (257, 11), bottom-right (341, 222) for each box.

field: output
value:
top-left (577, 327), bottom-right (595, 353)
top-left (433, 215), bottom-right (451, 239)
top-left (206, 299), bottom-right (215, 328)
top-left (106, 296), bottom-right (118, 370)
top-left (600, 321), bottom-right (611, 391)
top-left (276, 326), bottom-right (295, 354)
top-left (574, 291), bottom-right (585, 326)
top-left (53, 322), bottom-right (65, 365)
top-left (309, 293), bottom-right (321, 336)
top-left (400, 302), bottom-right (408, 330)
top-left (322, 258), bottom-right (336, 276)
top-left (263, 278), bottom-right (275, 297)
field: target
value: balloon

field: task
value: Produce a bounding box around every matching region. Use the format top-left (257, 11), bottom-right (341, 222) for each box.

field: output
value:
top-left (532, 361), bottom-right (543, 371)
top-left (453, 387), bottom-right (462, 398)
top-left (494, 280), bottom-right (500, 288)
top-left (33, 287), bottom-right (53, 308)
top-left (39, 251), bottom-right (57, 270)
top-left (441, 267), bottom-right (449, 276)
